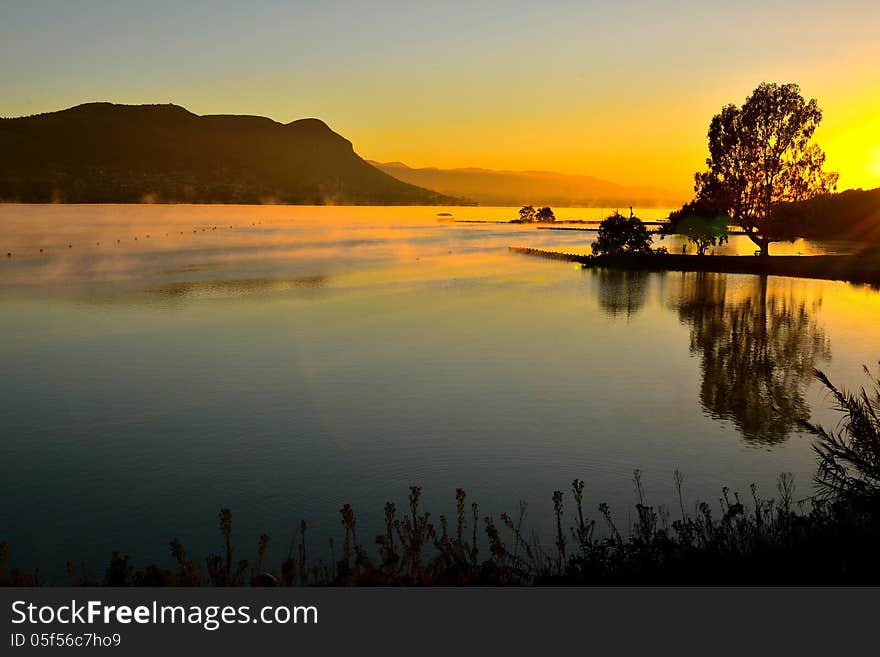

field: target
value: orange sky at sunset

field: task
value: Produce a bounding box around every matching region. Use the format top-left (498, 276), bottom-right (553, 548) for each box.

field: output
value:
top-left (2, 1), bottom-right (878, 197)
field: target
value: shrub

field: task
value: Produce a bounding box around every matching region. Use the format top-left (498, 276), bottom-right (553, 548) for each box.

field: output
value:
top-left (591, 211), bottom-right (653, 255)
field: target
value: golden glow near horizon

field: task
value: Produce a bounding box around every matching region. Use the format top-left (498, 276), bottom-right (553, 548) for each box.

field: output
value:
top-left (2, 2), bottom-right (878, 198)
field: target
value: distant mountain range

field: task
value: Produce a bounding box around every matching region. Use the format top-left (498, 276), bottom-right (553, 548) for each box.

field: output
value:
top-left (0, 103), bottom-right (458, 205)
top-left (0, 102), bottom-right (687, 207)
top-left (369, 161), bottom-right (685, 208)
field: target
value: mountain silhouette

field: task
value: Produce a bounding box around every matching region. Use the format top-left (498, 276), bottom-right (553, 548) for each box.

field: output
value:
top-left (369, 161), bottom-right (685, 207)
top-left (0, 103), bottom-right (460, 205)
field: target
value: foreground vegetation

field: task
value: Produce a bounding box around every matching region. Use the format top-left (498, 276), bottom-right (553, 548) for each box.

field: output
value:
top-left (3, 364), bottom-right (880, 587)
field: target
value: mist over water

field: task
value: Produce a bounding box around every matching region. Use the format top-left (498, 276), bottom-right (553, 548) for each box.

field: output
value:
top-left (2, 204), bottom-right (880, 580)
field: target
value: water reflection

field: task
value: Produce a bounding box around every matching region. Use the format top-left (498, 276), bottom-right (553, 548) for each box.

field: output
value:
top-left (146, 274), bottom-right (328, 300)
top-left (593, 268), bottom-right (650, 318)
top-left (672, 273), bottom-right (831, 444)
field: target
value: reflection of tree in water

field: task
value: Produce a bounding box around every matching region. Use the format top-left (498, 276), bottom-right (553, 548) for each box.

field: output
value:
top-left (674, 273), bottom-right (830, 444)
top-left (594, 268), bottom-right (650, 319)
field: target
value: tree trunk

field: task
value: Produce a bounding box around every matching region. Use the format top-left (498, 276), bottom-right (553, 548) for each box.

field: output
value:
top-left (746, 231), bottom-right (771, 257)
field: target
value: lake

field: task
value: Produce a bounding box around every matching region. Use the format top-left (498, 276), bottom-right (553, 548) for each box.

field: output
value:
top-left (2, 204), bottom-right (879, 581)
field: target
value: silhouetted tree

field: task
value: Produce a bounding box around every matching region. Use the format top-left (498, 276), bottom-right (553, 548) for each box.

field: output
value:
top-left (664, 183), bottom-right (730, 234)
top-left (591, 211), bottom-right (653, 256)
top-left (692, 82), bottom-right (838, 256)
top-left (518, 205), bottom-right (536, 222)
top-left (535, 206), bottom-right (556, 222)
top-left (677, 215), bottom-right (729, 255)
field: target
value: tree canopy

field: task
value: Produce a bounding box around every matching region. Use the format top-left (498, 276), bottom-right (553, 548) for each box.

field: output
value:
top-left (690, 82), bottom-right (838, 256)
top-left (518, 205), bottom-right (536, 222)
top-left (535, 206), bottom-right (556, 222)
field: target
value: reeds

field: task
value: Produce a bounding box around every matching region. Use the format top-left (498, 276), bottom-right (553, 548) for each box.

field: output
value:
top-left (5, 467), bottom-right (880, 587)
top-left (804, 364), bottom-right (880, 499)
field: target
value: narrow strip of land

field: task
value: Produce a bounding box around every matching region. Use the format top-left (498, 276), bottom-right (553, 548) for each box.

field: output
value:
top-left (453, 219), bottom-right (667, 226)
top-left (509, 246), bottom-right (880, 286)
top-left (535, 225), bottom-right (750, 235)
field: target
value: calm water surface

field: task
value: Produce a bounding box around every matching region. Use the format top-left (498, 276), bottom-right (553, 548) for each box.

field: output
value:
top-left (2, 204), bottom-right (879, 579)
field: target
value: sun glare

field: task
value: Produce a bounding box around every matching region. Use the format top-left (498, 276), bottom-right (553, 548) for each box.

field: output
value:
top-left (868, 147), bottom-right (880, 182)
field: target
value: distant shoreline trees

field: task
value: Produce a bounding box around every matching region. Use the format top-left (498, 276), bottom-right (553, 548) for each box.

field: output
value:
top-left (535, 206), bottom-right (556, 222)
top-left (515, 205), bottom-right (556, 223)
top-left (519, 205), bottom-right (536, 222)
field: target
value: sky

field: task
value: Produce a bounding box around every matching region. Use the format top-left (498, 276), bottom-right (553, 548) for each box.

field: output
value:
top-left (2, 0), bottom-right (879, 195)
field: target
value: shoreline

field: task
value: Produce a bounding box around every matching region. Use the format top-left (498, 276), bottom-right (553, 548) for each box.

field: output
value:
top-left (534, 225), bottom-right (750, 235)
top-left (509, 247), bottom-right (880, 287)
top-left (454, 219), bottom-right (668, 226)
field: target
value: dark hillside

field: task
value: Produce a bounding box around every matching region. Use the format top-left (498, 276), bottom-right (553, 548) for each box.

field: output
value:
top-left (0, 103), bottom-right (459, 205)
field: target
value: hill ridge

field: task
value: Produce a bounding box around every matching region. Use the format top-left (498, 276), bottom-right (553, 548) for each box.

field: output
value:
top-left (369, 160), bottom-right (685, 207)
top-left (0, 103), bottom-right (458, 205)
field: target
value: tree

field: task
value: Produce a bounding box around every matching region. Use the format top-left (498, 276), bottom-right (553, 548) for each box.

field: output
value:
top-left (591, 211), bottom-right (653, 256)
top-left (677, 215), bottom-right (729, 255)
top-left (664, 183), bottom-right (729, 234)
top-left (535, 206), bottom-right (556, 222)
top-left (518, 205), bottom-right (536, 222)
top-left (692, 82), bottom-right (838, 256)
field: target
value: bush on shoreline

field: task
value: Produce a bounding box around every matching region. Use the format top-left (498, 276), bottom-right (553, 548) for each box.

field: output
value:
top-left (591, 211), bottom-right (658, 256)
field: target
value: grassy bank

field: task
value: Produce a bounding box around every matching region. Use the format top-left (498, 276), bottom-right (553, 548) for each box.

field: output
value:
top-left (509, 247), bottom-right (880, 287)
